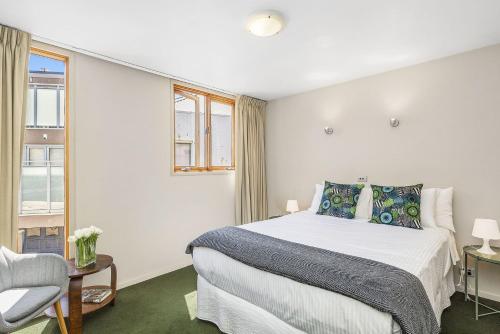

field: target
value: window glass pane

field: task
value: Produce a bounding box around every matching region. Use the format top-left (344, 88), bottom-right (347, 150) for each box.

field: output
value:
top-left (21, 166), bottom-right (48, 212)
top-left (210, 101), bottom-right (233, 167)
top-left (49, 148), bottom-right (64, 165)
top-left (199, 95), bottom-right (206, 167)
top-left (36, 88), bottom-right (58, 127)
top-left (59, 89), bottom-right (65, 127)
top-left (29, 53), bottom-right (65, 73)
top-left (175, 93), bottom-right (197, 167)
top-left (50, 166), bottom-right (64, 212)
top-left (175, 143), bottom-right (192, 166)
top-left (28, 147), bottom-right (45, 166)
top-left (26, 88), bottom-right (35, 126)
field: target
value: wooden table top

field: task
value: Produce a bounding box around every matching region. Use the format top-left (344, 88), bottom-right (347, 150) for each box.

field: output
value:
top-left (67, 254), bottom-right (114, 278)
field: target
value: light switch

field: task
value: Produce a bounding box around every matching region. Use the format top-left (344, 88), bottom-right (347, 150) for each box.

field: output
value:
top-left (357, 176), bottom-right (368, 183)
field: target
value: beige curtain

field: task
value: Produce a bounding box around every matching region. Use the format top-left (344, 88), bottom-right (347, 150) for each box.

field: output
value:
top-left (0, 26), bottom-right (31, 250)
top-left (235, 95), bottom-right (267, 225)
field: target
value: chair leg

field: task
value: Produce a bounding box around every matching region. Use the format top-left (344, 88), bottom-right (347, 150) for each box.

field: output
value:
top-left (54, 300), bottom-right (68, 334)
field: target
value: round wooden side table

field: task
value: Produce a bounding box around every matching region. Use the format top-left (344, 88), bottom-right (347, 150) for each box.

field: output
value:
top-left (46, 254), bottom-right (117, 334)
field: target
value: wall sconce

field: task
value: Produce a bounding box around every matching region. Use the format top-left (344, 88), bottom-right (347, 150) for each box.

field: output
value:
top-left (389, 118), bottom-right (400, 128)
top-left (324, 127), bottom-right (334, 135)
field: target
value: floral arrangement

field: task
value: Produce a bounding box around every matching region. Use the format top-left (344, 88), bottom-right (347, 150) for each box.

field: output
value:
top-left (68, 226), bottom-right (103, 268)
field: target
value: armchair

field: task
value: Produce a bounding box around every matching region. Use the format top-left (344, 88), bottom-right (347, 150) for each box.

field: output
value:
top-left (0, 246), bottom-right (69, 333)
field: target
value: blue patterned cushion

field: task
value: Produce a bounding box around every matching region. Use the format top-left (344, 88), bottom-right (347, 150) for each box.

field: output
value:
top-left (316, 182), bottom-right (364, 219)
top-left (371, 184), bottom-right (423, 229)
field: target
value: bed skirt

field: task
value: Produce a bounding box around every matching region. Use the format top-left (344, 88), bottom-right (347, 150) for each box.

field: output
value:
top-left (197, 275), bottom-right (407, 334)
top-left (197, 275), bottom-right (306, 334)
top-left (196, 271), bottom-right (455, 334)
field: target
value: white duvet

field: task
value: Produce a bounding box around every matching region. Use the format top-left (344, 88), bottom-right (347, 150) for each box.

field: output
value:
top-left (193, 211), bottom-right (455, 334)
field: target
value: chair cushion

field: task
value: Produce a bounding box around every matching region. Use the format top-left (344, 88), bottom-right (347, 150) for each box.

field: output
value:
top-left (0, 286), bottom-right (60, 322)
top-left (0, 249), bottom-right (12, 292)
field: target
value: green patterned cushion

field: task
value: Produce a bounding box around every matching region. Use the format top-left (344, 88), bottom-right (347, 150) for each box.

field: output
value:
top-left (317, 182), bottom-right (364, 219)
top-left (371, 184), bottom-right (423, 229)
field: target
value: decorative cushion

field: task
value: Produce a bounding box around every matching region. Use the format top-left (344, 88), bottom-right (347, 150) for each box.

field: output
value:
top-left (317, 181), bottom-right (364, 219)
top-left (0, 286), bottom-right (60, 322)
top-left (0, 250), bottom-right (11, 293)
top-left (371, 184), bottom-right (423, 229)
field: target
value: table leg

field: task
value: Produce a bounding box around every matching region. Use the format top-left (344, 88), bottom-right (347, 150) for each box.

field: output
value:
top-left (110, 263), bottom-right (117, 306)
top-left (475, 259), bottom-right (479, 321)
top-left (464, 253), bottom-right (468, 301)
top-left (68, 277), bottom-right (83, 334)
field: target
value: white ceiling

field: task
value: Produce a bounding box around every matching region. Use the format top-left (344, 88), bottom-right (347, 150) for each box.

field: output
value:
top-left (1, 0), bottom-right (500, 100)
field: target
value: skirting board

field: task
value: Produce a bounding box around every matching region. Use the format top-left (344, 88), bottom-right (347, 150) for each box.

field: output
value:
top-left (116, 260), bottom-right (192, 290)
top-left (455, 284), bottom-right (500, 303)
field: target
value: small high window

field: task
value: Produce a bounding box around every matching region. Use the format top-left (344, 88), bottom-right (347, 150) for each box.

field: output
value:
top-left (173, 84), bottom-right (234, 172)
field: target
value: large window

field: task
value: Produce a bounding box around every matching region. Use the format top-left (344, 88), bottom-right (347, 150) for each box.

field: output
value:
top-left (18, 49), bottom-right (68, 257)
top-left (173, 84), bottom-right (235, 172)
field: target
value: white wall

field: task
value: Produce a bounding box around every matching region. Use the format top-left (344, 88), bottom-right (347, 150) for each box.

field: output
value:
top-left (266, 44), bottom-right (500, 301)
top-left (34, 41), bottom-right (235, 288)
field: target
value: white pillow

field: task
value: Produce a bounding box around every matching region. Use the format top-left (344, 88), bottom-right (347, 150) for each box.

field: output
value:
top-left (435, 187), bottom-right (455, 232)
top-left (420, 188), bottom-right (437, 228)
top-left (355, 186), bottom-right (372, 220)
top-left (447, 230), bottom-right (460, 265)
top-left (308, 183), bottom-right (324, 212)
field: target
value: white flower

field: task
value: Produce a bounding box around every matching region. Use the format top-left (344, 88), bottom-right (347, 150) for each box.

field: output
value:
top-left (82, 228), bottom-right (92, 238)
top-left (68, 235), bottom-right (76, 243)
top-left (71, 226), bottom-right (102, 241)
top-left (74, 229), bottom-right (84, 239)
top-left (90, 225), bottom-right (102, 235)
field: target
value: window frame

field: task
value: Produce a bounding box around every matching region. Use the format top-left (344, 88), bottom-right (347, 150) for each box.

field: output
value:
top-left (173, 83), bottom-right (235, 173)
top-left (26, 47), bottom-right (70, 258)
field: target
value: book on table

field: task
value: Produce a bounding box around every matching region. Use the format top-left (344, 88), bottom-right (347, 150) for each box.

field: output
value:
top-left (82, 288), bottom-right (112, 303)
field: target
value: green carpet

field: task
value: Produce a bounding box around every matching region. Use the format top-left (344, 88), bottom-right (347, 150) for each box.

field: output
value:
top-left (16, 265), bottom-right (500, 333)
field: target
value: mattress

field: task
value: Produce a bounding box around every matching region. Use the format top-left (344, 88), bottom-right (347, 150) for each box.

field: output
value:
top-left (192, 211), bottom-right (455, 334)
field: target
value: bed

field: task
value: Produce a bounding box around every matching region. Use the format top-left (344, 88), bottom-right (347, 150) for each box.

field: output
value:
top-left (191, 211), bottom-right (456, 334)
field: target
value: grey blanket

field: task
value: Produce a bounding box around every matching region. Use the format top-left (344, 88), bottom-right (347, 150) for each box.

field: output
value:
top-left (186, 226), bottom-right (439, 334)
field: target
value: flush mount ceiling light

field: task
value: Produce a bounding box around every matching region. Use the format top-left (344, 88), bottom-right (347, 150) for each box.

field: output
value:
top-left (247, 11), bottom-right (284, 37)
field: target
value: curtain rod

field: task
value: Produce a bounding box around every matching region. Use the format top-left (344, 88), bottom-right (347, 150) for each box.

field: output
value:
top-left (32, 34), bottom-right (237, 97)
top-left (1, 22), bottom-right (265, 101)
